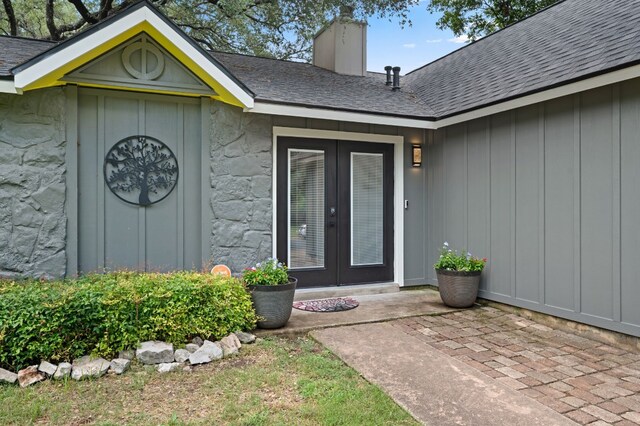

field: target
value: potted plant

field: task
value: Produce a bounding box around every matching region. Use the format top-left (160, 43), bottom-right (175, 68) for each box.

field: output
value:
top-left (434, 242), bottom-right (487, 308)
top-left (243, 258), bottom-right (297, 329)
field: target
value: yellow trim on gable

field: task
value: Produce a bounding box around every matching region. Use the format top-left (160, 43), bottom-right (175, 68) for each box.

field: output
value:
top-left (21, 23), bottom-right (247, 107)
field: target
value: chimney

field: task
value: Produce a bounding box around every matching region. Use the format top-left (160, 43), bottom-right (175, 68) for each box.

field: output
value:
top-left (392, 66), bottom-right (401, 91)
top-left (384, 66), bottom-right (392, 86)
top-left (313, 10), bottom-right (367, 76)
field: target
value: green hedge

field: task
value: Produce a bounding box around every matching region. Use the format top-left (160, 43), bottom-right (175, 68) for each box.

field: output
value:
top-left (0, 272), bottom-right (257, 371)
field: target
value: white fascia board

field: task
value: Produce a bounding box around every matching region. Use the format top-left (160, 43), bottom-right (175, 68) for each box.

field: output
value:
top-left (0, 79), bottom-right (18, 94)
top-left (247, 102), bottom-right (436, 129)
top-left (434, 64), bottom-right (640, 128)
top-left (12, 6), bottom-right (253, 108)
top-left (250, 64), bottom-right (640, 130)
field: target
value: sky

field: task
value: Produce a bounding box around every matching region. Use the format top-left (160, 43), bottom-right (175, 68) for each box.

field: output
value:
top-left (365, 4), bottom-right (469, 74)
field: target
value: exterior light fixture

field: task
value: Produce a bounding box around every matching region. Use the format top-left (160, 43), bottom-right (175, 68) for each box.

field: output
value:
top-left (412, 145), bottom-right (422, 167)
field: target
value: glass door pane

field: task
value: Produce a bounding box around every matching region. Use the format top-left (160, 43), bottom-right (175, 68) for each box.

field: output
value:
top-left (351, 152), bottom-right (384, 266)
top-left (288, 149), bottom-right (325, 269)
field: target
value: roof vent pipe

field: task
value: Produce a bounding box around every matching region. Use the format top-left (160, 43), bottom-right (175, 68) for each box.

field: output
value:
top-left (392, 66), bottom-right (401, 91)
top-left (384, 66), bottom-right (393, 86)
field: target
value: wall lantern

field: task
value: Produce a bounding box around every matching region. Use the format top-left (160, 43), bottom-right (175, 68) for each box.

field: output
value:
top-left (412, 145), bottom-right (422, 167)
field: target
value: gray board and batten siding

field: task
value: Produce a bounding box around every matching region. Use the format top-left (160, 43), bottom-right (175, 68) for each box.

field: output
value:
top-left (424, 78), bottom-right (640, 337)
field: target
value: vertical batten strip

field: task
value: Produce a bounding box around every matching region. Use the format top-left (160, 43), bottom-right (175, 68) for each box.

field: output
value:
top-left (510, 111), bottom-right (517, 298)
top-left (65, 85), bottom-right (79, 277)
top-left (200, 97), bottom-right (211, 267)
top-left (612, 85), bottom-right (622, 322)
top-left (486, 118), bottom-right (492, 290)
top-left (538, 103), bottom-right (546, 305)
top-left (573, 94), bottom-right (581, 313)
top-left (97, 95), bottom-right (106, 271)
top-left (138, 100), bottom-right (146, 271)
top-left (177, 103), bottom-right (185, 269)
top-left (464, 123), bottom-right (469, 250)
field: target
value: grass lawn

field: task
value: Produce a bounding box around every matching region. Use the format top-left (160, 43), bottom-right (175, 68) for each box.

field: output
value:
top-left (0, 337), bottom-right (418, 426)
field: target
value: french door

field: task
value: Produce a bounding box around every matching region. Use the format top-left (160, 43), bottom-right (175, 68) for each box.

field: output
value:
top-left (276, 137), bottom-right (394, 287)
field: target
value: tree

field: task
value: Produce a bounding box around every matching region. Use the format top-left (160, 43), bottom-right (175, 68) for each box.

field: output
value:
top-left (0, 0), bottom-right (419, 61)
top-left (427, 0), bottom-right (557, 41)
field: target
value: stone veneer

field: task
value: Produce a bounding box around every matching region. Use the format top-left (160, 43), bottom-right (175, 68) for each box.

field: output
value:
top-left (209, 101), bottom-right (273, 272)
top-left (0, 89), bottom-right (67, 279)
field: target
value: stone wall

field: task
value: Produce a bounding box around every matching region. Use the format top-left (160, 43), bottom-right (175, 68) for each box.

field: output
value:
top-left (209, 101), bottom-right (272, 272)
top-left (0, 89), bottom-right (67, 279)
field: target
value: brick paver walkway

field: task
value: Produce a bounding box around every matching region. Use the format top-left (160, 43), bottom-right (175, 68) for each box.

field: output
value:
top-left (391, 307), bottom-right (640, 425)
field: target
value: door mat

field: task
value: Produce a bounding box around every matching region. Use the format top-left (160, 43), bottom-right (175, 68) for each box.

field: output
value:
top-left (293, 297), bottom-right (359, 312)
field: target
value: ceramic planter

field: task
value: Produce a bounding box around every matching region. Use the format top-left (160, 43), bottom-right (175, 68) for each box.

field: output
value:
top-left (248, 277), bottom-right (297, 329)
top-left (435, 269), bottom-right (481, 308)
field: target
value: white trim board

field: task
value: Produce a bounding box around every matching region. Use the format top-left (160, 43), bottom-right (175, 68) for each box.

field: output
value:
top-left (251, 103), bottom-right (431, 129)
top-left (271, 126), bottom-right (405, 286)
top-left (253, 64), bottom-right (640, 129)
top-left (0, 80), bottom-right (17, 94)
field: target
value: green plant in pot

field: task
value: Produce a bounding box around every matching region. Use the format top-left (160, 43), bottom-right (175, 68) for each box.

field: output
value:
top-left (434, 242), bottom-right (487, 308)
top-left (243, 258), bottom-right (297, 329)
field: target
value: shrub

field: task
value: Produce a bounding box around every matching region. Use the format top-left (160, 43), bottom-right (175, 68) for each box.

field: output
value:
top-left (0, 272), bottom-right (256, 371)
top-left (434, 242), bottom-right (487, 272)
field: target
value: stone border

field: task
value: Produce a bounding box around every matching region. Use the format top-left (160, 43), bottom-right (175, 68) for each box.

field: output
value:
top-left (0, 331), bottom-right (256, 387)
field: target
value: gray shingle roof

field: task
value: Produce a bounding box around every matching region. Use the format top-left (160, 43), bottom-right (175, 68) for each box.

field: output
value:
top-left (0, 36), bottom-right (55, 77)
top-left (404, 0), bottom-right (640, 118)
top-left (209, 51), bottom-right (435, 118)
top-left (1, 0), bottom-right (640, 120)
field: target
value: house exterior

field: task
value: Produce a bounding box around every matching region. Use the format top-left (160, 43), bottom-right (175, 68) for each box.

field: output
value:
top-left (1, 0), bottom-right (640, 337)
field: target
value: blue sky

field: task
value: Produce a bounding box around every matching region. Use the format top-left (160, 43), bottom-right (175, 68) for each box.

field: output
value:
top-left (366, 4), bottom-right (469, 74)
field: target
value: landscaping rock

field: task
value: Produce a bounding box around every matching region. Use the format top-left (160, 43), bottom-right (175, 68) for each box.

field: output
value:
top-left (136, 341), bottom-right (174, 365)
top-left (185, 343), bottom-right (200, 353)
top-left (119, 349), bottom-right (135, 360)
top-left (109, 358), bottom-right (131, 375)
top-left (192, 337), bottom-right (204, 347)
top-left (235, 331), bottom-right (256, 344)
top-left (71, 357), bottom-right (110, 380)
top-left (189, 340), bottom-right (223, 365)
top-left (18, 365), bottom-right (45, 387)
top-left (38, 361), bottom-right (57, 376)
top-left (0, 368), bottom-right (18, 385)
top-left (156, 362), bottom-right (182, 373)
top-left (220, 334), bottom-right (241, 357)
top-left (53, 362), bottom-right (72, 380)
top-left (174, 349), bottom-right (190, 363)
top-left (183, 365), bottom-right (193, 373)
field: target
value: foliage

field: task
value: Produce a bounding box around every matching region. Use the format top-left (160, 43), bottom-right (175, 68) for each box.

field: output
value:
top-left (242, 258), bottom-right (289, 286)
top-left (426, 0), bottom-right (557, 41)
top-left (434, 242), bottom-right (487, 272)
top-left (0, 0), bottom-right (420, 61)
top-left (0, 272), bottom-right (256, 371)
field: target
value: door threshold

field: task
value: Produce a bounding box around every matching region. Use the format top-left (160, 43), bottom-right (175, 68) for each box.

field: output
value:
top-left (293, 282), bottom-right (400, 302)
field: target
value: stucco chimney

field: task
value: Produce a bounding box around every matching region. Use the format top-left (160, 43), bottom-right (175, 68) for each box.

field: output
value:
top-left (312, 9), bottom-right (367, 76)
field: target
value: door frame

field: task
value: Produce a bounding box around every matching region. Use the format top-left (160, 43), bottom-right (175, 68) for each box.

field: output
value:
top-left (272, 126), bottom-right (404, 286)
top-left (64, 85), bottom-right (212, 276)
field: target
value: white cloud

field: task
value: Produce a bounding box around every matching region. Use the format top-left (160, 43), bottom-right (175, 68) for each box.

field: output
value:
top-left (403, 43), bottom-right (416, 48)
top-left (448, 34), bottom-right (470, 44)
top-left (425, 38), bottom-right (443, 43)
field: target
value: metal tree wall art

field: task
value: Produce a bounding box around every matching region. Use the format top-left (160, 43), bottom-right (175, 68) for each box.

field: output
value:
top-left (104, 136), bottom-right (179, 206)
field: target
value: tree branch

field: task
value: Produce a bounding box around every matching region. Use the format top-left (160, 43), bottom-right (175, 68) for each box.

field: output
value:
top-left (45, 0), bottom-right (60, 40)
top-left (2, 0), bottom-right (17, 35)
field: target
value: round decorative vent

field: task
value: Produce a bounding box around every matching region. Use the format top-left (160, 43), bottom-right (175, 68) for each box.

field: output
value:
top-left (103, 135), bottom-right (178, 206)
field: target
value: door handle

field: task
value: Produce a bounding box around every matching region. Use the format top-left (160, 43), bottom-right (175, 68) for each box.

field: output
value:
top-left (329, 207), bottom-right (336, 217)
